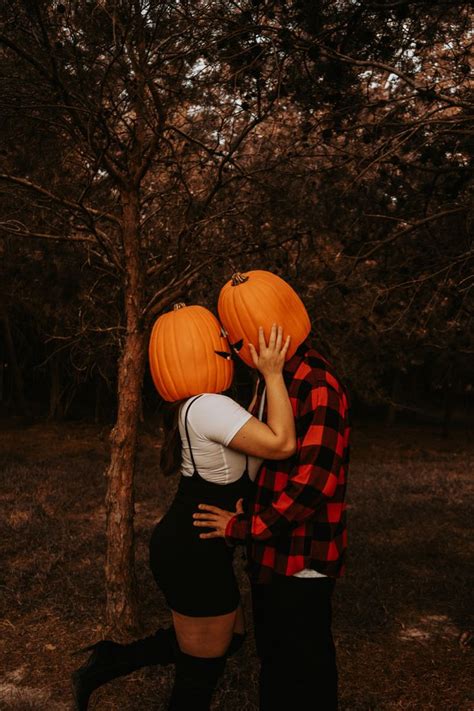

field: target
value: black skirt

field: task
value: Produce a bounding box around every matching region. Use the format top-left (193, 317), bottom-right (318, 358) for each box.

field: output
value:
top-left (149, 470), bottom-right (252, 617)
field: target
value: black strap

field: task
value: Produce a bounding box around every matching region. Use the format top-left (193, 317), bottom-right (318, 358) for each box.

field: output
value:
top-left (183, 395), bottom-right (203, 476)
top-left (184, 394), bottom-right (249, 479)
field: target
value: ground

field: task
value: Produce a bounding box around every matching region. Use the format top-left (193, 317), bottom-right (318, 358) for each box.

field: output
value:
top-left (0, 418), bottom-right (472, 711)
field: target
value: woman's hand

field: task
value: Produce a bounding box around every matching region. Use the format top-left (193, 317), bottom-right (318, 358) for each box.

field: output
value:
top-left (249, 324), bottom-right (291, 379)
top-left (193, 499), bottom-right (244, 539)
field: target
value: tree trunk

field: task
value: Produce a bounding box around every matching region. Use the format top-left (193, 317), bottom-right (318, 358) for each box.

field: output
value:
top-left (0, 297), bottom-right (28, 415)
top-left (105, 189), bottom-right (146, 636)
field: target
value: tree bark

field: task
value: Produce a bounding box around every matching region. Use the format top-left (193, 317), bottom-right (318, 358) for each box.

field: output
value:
top-left (105, 189), bottom-right (146, 635)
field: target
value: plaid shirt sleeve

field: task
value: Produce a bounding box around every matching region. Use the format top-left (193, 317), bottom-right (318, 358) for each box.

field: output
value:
top-left (225, 382), bottom-right (346, 545)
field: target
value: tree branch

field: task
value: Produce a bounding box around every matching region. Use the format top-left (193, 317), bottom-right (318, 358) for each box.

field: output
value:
top-left (0, 222), bottom-right (95, 243)
top-left (0, 174), bottom-right (121, 227)
top-left (354, 206), bottom-right (469, 263)
top-left (321, 46), bottom-right (473, 110)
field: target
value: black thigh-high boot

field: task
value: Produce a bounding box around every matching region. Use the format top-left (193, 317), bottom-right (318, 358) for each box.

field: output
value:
top-left (71, 628), bottom-right (244, 711)
top-left (167, 650), bottom-right (227, 711)
top-left (71, 627), bottom-right (176, 711)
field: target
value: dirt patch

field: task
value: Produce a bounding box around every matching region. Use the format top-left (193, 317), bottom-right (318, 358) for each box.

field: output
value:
top-left (0, 420), bottom-right (472, 710)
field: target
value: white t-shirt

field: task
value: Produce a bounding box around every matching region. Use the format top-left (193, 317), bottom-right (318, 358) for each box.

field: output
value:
top-left (179, 393), bottom-right (263, 484)
top-left (179, 391), bottom-right (325, 579)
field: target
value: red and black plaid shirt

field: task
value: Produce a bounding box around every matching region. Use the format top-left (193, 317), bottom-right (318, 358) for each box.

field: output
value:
top-left (225, 340), bottom-right (351, 583)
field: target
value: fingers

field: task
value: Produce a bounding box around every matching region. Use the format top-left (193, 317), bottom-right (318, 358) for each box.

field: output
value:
top-left (257, 324), bottom-right (285, 354)
top-left (193, 516), bottom-right (224, 538)
top-left (267, 323), bottom-right (277, 349)
top-left (197, 504), bottom-right (223, 514)
top-left (275, 325), bottom-right (283, 352)
top-left (236, 498), bottom-right (244, 515)
top-left (280, 334), bottom-right (291, 358)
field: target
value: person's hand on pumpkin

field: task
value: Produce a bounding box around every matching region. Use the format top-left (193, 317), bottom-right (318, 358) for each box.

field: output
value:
top-left (249, 324), bottom-right (291, 379)
top-left (193, 498), bottom-right (244, 539)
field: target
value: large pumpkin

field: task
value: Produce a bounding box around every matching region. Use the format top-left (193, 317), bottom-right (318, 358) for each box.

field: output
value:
top-left (149, 303), bottom-right (234, 402)
top-left (218, 270), bottom-right (311, 367)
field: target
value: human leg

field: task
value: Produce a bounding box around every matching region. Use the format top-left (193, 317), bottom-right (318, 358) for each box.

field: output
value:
top-left (71, 607), bottom-right (247, 711)
top-left (167, 608), bottom-right (236, 711)
top-left (172, 608), bottom-right (237, 657)
top-left (226, 601), bottom-right (247, 655)
top-left (71, 627), bottom-right (176, 711)
top-left (252, 575), bottom-right (338, 711)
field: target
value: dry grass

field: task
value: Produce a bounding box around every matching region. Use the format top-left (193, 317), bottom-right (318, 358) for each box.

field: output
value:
top-left (0, 419), bottom-right (473, 710)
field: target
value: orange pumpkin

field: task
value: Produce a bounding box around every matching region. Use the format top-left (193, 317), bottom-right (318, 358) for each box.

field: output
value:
top-left (218, 270), bottom-right (311, 367)
top-left (149, 303), bottom-right (234, 402)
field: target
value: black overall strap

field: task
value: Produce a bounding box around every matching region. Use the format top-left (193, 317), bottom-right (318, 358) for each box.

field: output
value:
top-left (183, 395), bottom-right (203, 476)
top-left (184, 394), bottom-right (249, 479)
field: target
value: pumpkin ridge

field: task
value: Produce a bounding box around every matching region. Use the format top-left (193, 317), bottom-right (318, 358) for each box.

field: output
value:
top-left (217, 269), bottom-right (310, 367)
top-left (156, 316), bottom-right (172, 400)
top-left (191, 307), bottom-right (203, 394)
top-left (166, 312), bottom-right (180, 402)
top-left (251, 278), bottom-right (277, 334)
top-left (234, 282), bottom-right (254, 358)
top-left (174, 309), bottom-right (189, 401)
top-left (265, 277), bottom-right (290, 321)
top-left (149, 304), bottom-right (233, 402)
top-left (148, 321), bottom-right (160, 395)
top-left (211, 310), bottom-right (225, 393)
top-left (195, 306), bottom-right (213, 395)
top-left (266, 275), bottom-right (309, 342)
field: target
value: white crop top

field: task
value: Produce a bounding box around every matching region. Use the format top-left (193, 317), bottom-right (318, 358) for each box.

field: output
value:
top-left (179, 393), bottom-right (263, 484)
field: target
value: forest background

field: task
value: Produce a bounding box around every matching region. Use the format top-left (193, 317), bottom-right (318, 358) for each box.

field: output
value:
top-left (0, 1), bottom-right (472, 709)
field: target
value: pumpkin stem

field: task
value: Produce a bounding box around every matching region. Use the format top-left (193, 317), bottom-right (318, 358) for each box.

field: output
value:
top-left (231, 272), bottom-right (249, 286)
top-left (173, 302), bottom-right (186, 311)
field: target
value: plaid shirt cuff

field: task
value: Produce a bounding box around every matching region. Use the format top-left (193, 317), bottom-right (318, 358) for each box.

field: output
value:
top-left (224, 514), bottom-right (249, 545)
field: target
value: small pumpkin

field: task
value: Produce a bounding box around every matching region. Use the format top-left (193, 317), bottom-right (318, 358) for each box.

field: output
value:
top-left (218, 270), bottom-right (311, 367)
top-left (149, 303), bottom-right (233, 402)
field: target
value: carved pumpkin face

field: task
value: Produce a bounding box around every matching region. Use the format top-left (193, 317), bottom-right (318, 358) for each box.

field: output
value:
top-left (149, 304), bottom-right (233, 402)
top-left (218, 270), bottom-right (311, 367)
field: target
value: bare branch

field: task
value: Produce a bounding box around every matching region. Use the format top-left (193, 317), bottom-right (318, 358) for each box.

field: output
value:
top-left (0, 221), bottom-right (95, 243)
top-left (322, 46), bottom-right (474, 110)
top-left (0, 174), bottom-right (121, 227)
top-left (355, 206), bottom-right (469, 263)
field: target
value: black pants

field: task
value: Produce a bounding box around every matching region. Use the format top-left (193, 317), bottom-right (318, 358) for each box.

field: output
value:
top-left (251, 574), bottom-right (338, 711)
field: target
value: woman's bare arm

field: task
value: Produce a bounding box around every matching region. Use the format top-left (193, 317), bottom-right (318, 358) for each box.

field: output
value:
top-left (247, 374), bottom-right (261, 413)
top-left (228, 325), bottom-right (296, 460)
